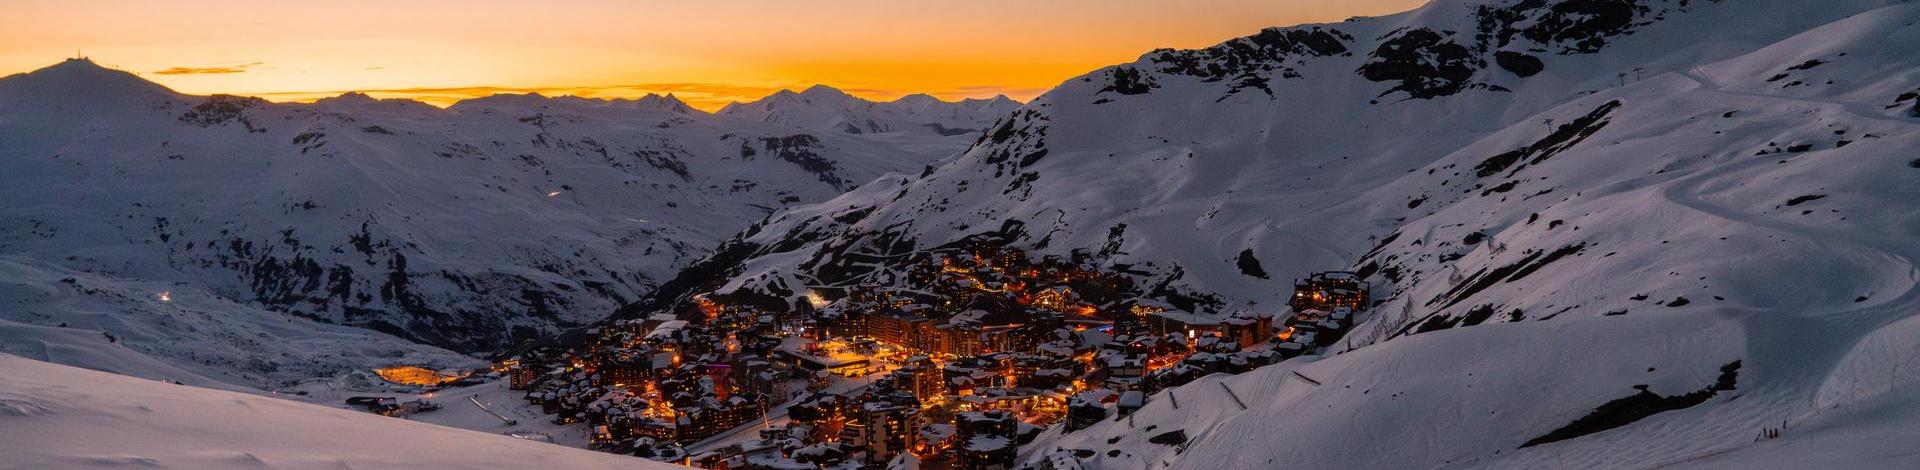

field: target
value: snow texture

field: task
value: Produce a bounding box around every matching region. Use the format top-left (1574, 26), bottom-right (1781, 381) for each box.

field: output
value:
top-left (0, 353), bottom-right (679, 470)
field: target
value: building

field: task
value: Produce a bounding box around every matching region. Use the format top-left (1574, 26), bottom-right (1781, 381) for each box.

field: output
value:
top-left (897, 356), bottom-right (946, 402)
top-left (1116, 391), bottom-right (1145, 417)
top-left (508, 365), bottom-right (540, 390)
top-left (1221, 311), bottom-right (1275, 348)
top-left (953, 411), bottom-right (1019, 470)
top-left (852, 396), bottom-right (921, 464)
top-left (599, 352), bottom-right (654, 391)
top-left (1291, 271), bottom-right (1370, 312)
top-left (1065, 392), bottom-right (1111, 432)
top-left (1103, 355), bottom-right (1147, 392)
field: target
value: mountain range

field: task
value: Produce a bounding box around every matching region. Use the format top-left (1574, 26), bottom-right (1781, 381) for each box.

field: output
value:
top-left (0, 59), bottom-right (1015, 386)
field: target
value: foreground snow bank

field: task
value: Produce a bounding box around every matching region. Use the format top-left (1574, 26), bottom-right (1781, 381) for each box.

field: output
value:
top-left (0, 354), bottom-right (672, 470)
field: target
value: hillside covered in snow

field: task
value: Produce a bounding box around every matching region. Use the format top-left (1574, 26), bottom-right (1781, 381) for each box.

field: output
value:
top-left (622, 0), bottom-right (1920, 467)
top-left (0, 353), bottom-right (678, 470)
top-left (0, 60), bottom-right (1012, 387)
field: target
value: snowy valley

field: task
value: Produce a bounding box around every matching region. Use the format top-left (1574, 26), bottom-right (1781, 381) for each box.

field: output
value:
top-left (0, 59), bottom-right (1013, 387)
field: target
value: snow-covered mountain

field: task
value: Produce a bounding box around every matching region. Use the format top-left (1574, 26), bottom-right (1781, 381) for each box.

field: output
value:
top-left (628, 0), bottom-right (1920, 467)
top-left (719, 84), bottom-right (1021, 136)
top-left (0, 59), bottom-right (1006, 386)
top-left (0, 353), bottom-right (677, 470)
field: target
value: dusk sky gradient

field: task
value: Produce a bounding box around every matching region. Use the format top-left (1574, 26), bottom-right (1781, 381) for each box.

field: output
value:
top-left (1, 0), bottom-right (1425, 110)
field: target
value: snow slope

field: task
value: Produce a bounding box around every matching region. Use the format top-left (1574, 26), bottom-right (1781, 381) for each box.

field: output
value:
top-left (0, 255), bottom-right (477, 388)
top-left (627, 0), bottom-right (1920, 467)
top-left (0, 59), bottom-right (1014, 385)
top-left (0, 354), bottom-right (676, 470)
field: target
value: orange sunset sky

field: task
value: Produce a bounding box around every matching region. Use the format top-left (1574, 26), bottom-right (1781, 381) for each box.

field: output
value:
top-left (0, 0), bottom-right (1425, 111)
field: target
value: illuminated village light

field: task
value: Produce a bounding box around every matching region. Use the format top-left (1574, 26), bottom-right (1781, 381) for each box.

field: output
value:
top-left (373, 366), bottom-right (465, 387)
top-left (156, 290), bottom-right (171, 302)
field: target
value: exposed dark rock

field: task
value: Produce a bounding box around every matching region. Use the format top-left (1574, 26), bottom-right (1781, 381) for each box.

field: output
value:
top-left (1521, 361), bottom-right (1741, 448)
top-left (1359, 28), bottom-right (1483, 99)
top-left (1460, 304), bottom-right (1499, 326)
top-left (1429, 243), bottom-right (1587, 310)
top-left (760, 135), bottom-right (845, 189)
top-left (1144, 27), bottom-right (1352, 98)
top-left (1477, 0), bottom-right (1651, 54)
top-left (1148, 430), bottom-right (1188, 446)
top-left (1495, 51), bottom-right (1545, 77)
top-left (1476, 100), bottom-right (1622, 177)
top-left (179, 95), bottom-right (268, 132)
top-left (1785, 194), bottom-right (1827, 206)
top-left (1785, 59), bottom-right (1827, 71)
top-left (1099, 67), bottom-right (1158, 96)
top-left (1236, 249), bottom-right (1271, 279)
top-left (1413, 314), bottom-right (1464, 334)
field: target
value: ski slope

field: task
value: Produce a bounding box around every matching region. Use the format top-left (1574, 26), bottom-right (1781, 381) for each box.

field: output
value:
top-left (0, 353), bottom-right (677, 470)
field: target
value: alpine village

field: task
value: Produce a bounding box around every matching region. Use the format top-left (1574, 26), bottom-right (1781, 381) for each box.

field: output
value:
top-left (367, 242), bottom-right (1371, 469)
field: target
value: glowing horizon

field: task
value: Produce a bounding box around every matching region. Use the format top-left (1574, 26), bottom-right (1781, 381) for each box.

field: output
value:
top-left (1, 0), bottom-right (1426, 111)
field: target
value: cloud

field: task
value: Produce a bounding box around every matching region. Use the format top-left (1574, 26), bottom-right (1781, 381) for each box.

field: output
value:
top-left (946, 85), bottom-right (1047, 98)
top-left (254, 82), bottom-right (796, 111)
top-left (153, 62), bottom-right (262, 75)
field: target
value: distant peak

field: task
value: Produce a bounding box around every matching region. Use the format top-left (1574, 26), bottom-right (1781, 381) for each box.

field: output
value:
top-left (958, 95), bottom-right (1020, 107)
top-left (636, 93), bottom-right (694, 113)
top-left (799, 84), bottom-right (851, 98)
top-left (51, 57), bottom-right (103, 69)
top-left (34, 57), bottom-right (126, 78)
top-left (1, 58), bottom-right (180, 103)
top-left (892, 93), bottom-right (941, 104)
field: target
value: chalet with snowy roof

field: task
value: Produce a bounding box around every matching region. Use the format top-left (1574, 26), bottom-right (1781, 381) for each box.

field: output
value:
top-left (954, 411), bottom-right (1020, 470)
top-left (1065, 390), bottom-right (1112, 432)
top-left (1291, 271), bottom-right (1371, 312)
top-left (1102, 354), bottom-right (1147, 391)
top-left (1221, 310), bottom-right (1275, 347)
top-left (1116, 390), bottom-right (1146, 417)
